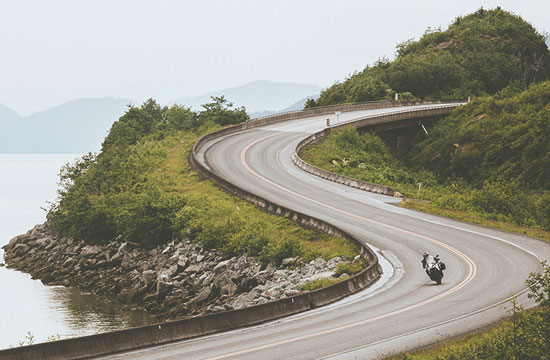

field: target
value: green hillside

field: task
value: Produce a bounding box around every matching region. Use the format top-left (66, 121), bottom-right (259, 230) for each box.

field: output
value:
top-left (306, 8), bottom-right (550, 107)
top-left (410, 81), bottom-right (550, 190)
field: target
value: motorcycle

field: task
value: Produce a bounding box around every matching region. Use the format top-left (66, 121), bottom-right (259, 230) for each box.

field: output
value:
top-left (424, 254), bottom-right (446, 285)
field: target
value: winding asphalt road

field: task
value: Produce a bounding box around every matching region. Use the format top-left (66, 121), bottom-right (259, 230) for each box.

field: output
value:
top-left (99, 104), bottom-right (550, 359)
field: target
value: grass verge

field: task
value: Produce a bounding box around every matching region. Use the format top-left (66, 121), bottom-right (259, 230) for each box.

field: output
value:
top-left (400, 199), bottom-right (550, 243)
top-left (163, 132), bottom-right (360, 264)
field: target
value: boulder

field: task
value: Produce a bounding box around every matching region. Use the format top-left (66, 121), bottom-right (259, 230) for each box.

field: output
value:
top-left (142, 270), bottom-right (156, 283)
top-left (12, 243), bottom-right (29, 256)
top-left (264, 286), bottom-right (282, 298)
top-left (213, 259), bottom-right (231, 274)
top-left (313, 257), bottom-right (327, 270)
top-left (196, 254), bottom-right (206, 262)
top-left (35, 237), bottom-right (50, 248)
top-left (272, 270), bottom-right (287, 280)
top-left (192, 286), bottom-right (213, 305)
top-left (308, 271), bottom-right (336, 282)
top-left (233, 288), bottom-right (261, 309)
top-left (214, 271), bottom-right (238, 297)
top-left (281, 257), bottom-right (297, 267)
top-left (176, 256), bottom-right (189, 270)
top-left (183, 263), bottom-right (203, 274)
top-left (117, 287), bottom-right (140, 303)
top-left (80, 245), bottom-right (102, 258)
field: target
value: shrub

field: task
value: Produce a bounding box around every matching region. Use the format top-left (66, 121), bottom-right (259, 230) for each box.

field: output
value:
top-left (335, 261), bottom-right (365, 277)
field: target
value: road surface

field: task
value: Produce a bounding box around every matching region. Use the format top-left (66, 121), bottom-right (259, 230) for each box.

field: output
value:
top-left (98, 104), bottom-right (550, 359)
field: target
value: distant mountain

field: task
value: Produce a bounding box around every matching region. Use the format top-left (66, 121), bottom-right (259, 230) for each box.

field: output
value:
top-left (0, 81), bottom-right (322, 153)
top-left (0, 98), bottom-right (131, 153)
top-left (248, 96), bottom-right (317, 118)
top-left (172, 80), bottom-right (321, 113)
top-left (0, 103), bottom-right (21, 125)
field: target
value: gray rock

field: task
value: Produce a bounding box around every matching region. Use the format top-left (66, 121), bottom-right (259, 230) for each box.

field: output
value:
top-left (272, 269), bottom-right (287, 280)
top-left (264, 286), bottom-right (282, 298)
top-left (192, 286), bottom-right (213, 305)
top-left (79, 245), bottom-right (101, 258)
top-left (281, 257), bottom-right (297, 267)
top-left (35, 237), bottom-right (50, 248)
top-left (161, 245), bottom-right (172, 254)
top-left (167, 264), bottom-right (178, 276)
top-left (232, 288), bottom-right (261, 309)
top-left (142, 270), bottom-right (156, 283)
top-left (12, 243), bottom-right (29, 256)
top-left (214, 271), bottom-right (238, 297)
top-left (254, 297), bottom-right (269, 305)
top-left (213, 259), bottom-right (231, 274)
top-left (176, 256), bottom-right (188, 270)
top-left (313, 257), bottom-right (327, 269)
top-left (308, 271), bottom-right (336, 282)
top-left (183, 263), bottom-right (203, 274)
top-left (211, 305), bottom-right (226, 312)
top-left (299, 266), bottom-right (314, 277)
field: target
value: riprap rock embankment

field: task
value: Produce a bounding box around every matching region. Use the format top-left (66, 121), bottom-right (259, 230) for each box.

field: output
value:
top-left (3, 223), bottom-right (352, 318)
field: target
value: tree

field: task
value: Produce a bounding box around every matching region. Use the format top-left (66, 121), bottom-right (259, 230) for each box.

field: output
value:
top-left (198, 96), bottom-right (249, 126)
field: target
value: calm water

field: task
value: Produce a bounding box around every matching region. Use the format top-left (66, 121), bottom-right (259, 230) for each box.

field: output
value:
top-left (0, 154), bottom-right (156, 349)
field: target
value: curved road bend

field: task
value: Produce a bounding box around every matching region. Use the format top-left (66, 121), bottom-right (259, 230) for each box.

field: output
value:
top-left (97, 104), bottom-right (550, 359)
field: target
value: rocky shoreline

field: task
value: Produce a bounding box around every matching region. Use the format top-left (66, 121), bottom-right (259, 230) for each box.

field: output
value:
top-left (2, 223), bottom-right (354, 319)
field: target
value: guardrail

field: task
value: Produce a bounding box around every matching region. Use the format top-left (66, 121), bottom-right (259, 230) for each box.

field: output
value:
top-left (250, 99), bottom-right (464, 122)
top-left (292, 104), bottom-right (463, 197)
top-left (0, 100), bottom-right (461, 360)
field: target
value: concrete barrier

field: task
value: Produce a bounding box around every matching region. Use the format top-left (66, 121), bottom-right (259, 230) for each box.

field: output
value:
top-left (0, 101), bottom-right (459, 360)
top-left (292, 104), bottom-right (463, 197)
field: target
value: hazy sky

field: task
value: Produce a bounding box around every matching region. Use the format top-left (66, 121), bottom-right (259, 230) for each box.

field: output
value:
top-left (1, 0), bottom-right (548, 115)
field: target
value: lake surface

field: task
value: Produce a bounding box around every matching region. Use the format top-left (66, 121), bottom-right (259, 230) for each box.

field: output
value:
top-left (0, 154), bottom-right (156, 349)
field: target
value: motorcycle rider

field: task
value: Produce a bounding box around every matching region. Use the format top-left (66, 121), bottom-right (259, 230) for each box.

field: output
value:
top-left (421, 252), bottom-right (429, 273)
top-left (421, 252), bottom-right (441, 274)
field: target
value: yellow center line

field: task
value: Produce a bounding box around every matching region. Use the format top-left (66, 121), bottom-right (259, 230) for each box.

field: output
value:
top-left (204, 132), bottom-right (476, 360)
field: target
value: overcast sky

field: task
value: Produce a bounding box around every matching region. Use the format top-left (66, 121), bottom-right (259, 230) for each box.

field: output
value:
top-left (1, 0), bottom-right (548, 116)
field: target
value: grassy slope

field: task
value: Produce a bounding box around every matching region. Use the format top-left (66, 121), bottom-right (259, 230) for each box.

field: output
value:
top-left (302, 129), bottom-right (550, 243)
top-left (161, 132), bottom-right (360, 263)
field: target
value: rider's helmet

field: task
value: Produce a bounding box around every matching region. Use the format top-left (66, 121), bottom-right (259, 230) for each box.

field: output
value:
top-left (422, 252), bottom-right (428, 259)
